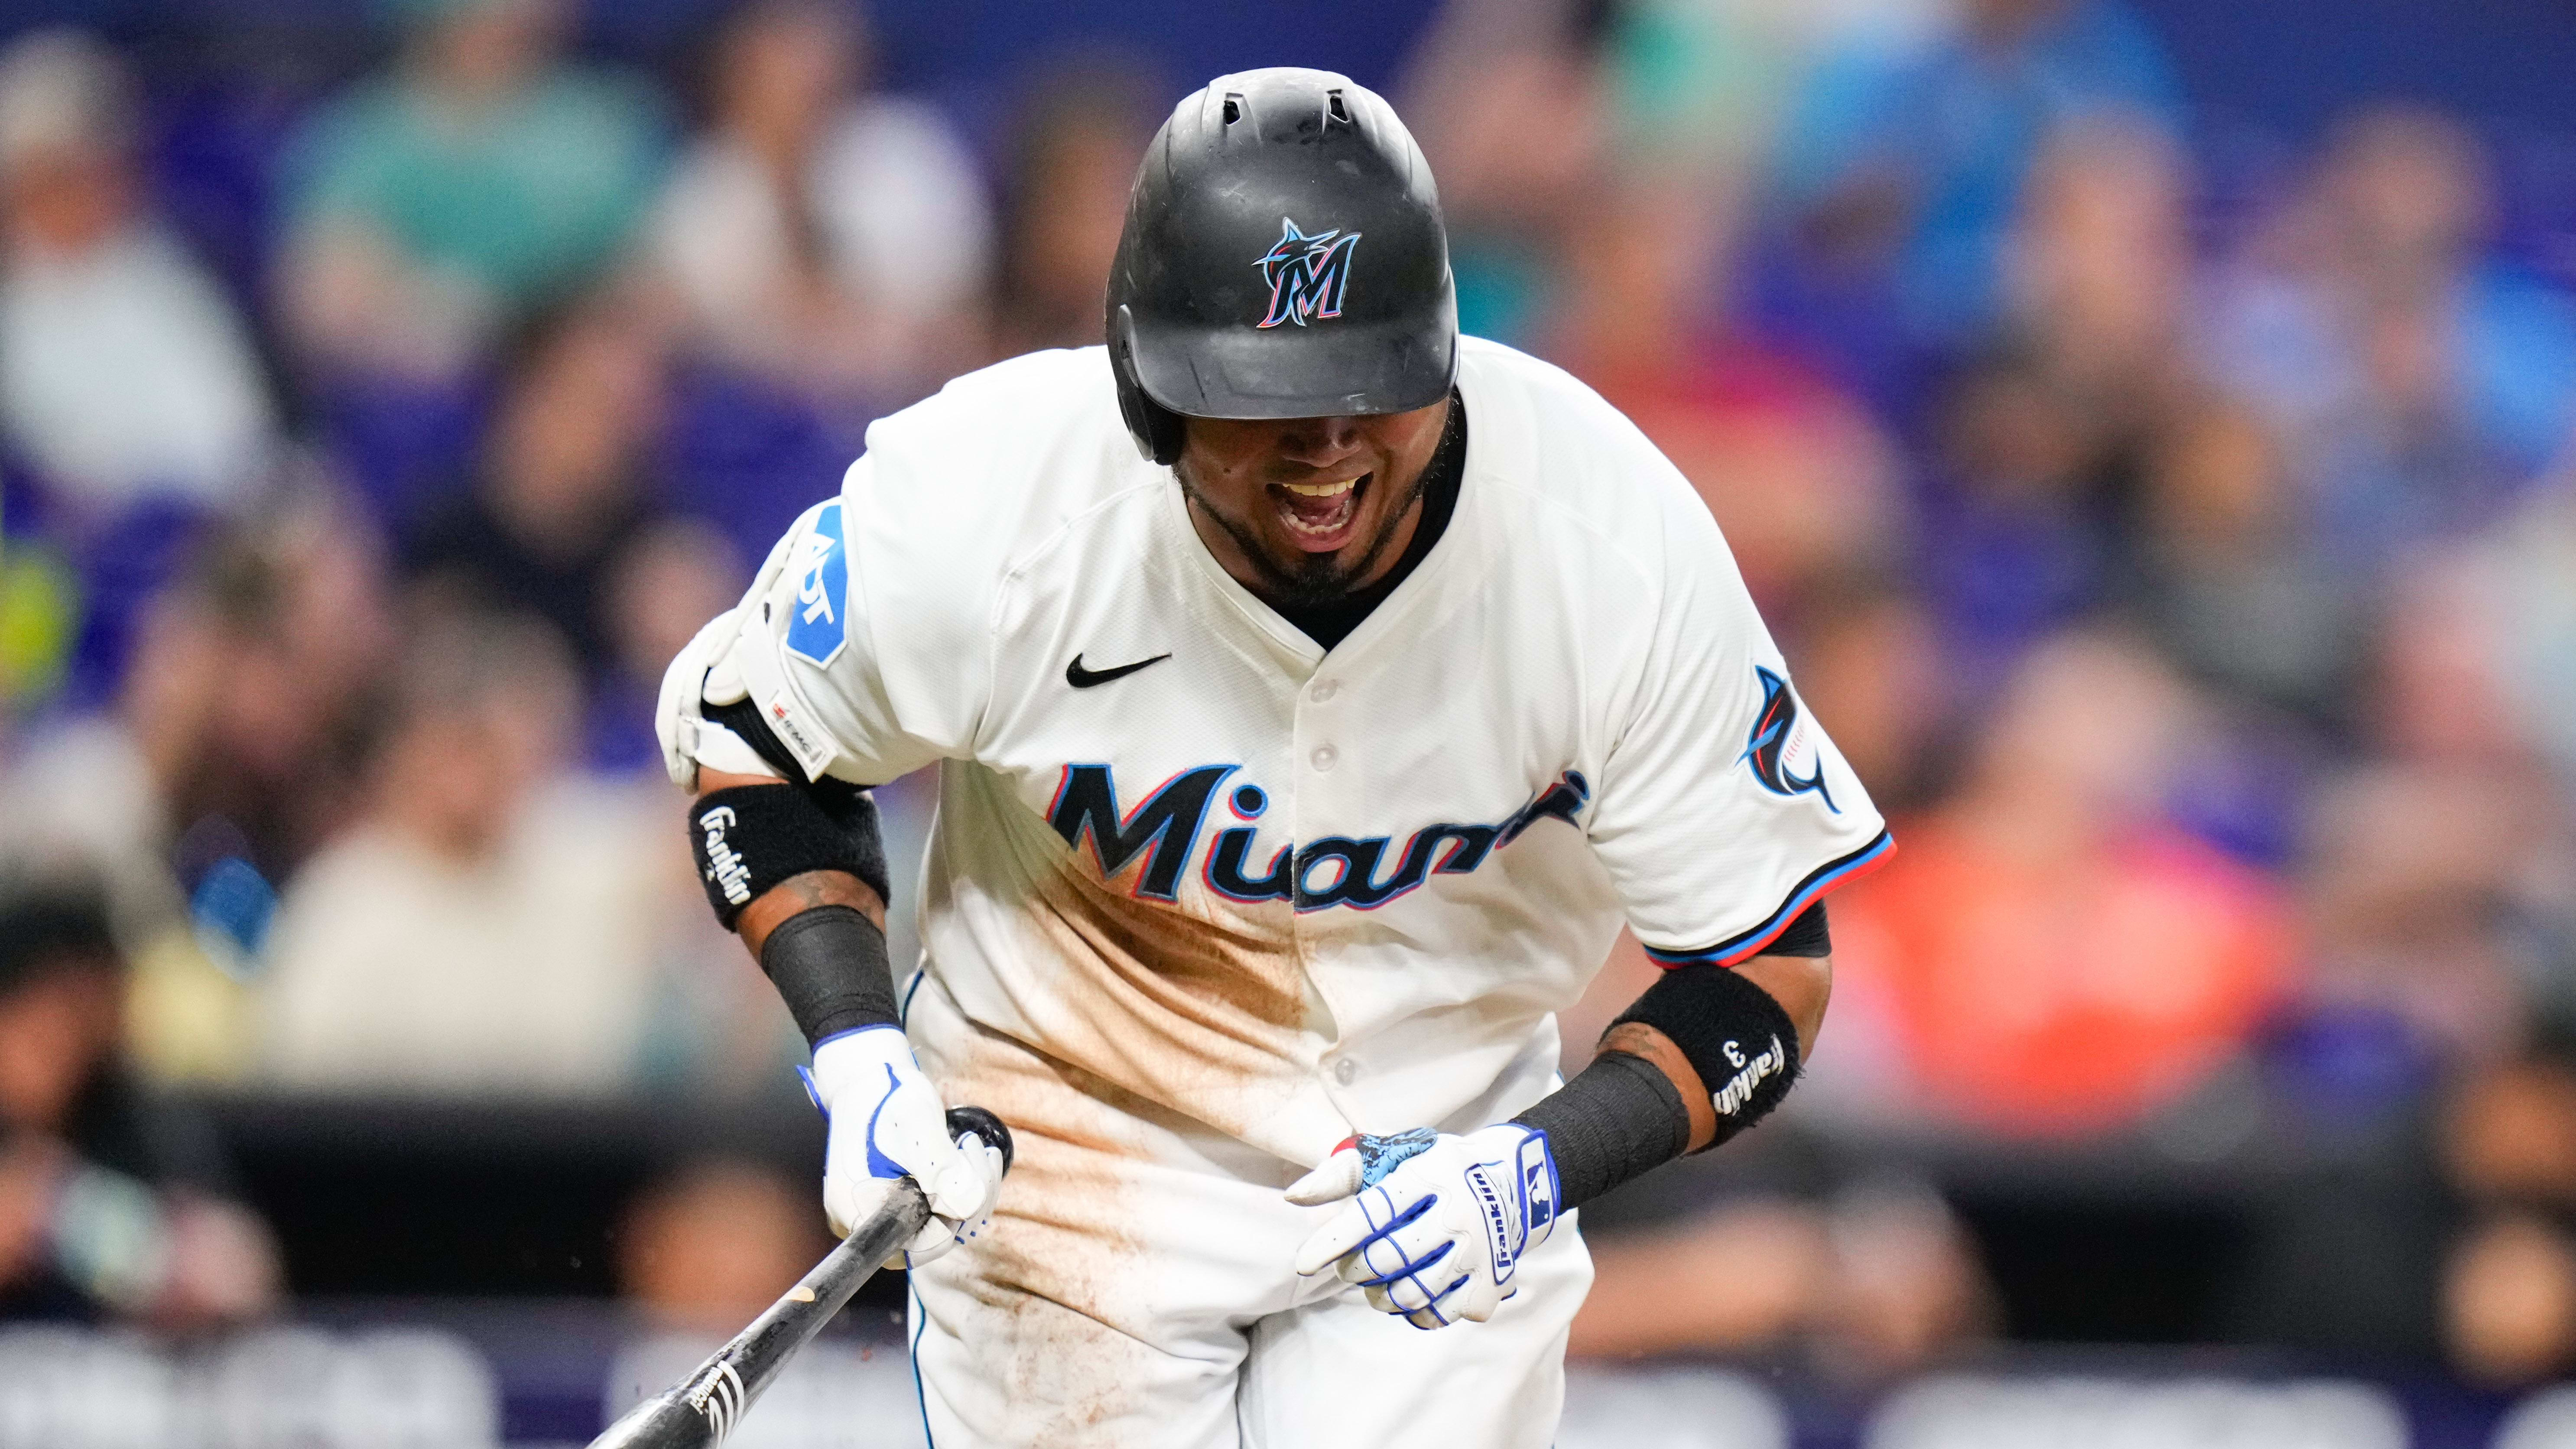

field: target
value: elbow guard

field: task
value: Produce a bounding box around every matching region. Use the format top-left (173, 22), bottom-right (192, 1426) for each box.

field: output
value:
top-left (1614, 962), bottom-right (1801, 1153)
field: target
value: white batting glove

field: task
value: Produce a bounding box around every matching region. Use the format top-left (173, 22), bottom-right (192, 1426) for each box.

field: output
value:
top-left (801, 1027), bottom-right (1004, 1267)
top-left (1287, 1124), bottom-right (1562, 1331)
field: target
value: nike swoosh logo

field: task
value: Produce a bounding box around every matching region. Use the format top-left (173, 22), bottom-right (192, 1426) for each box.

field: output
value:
top-left (1066, 652), bottom-right (1173, 689)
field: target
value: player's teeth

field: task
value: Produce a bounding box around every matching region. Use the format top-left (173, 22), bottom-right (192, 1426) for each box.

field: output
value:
top-left (1281, 494), bottom-right (1355, 535)
top-left (1283, 478), bottom-right (1357, 497)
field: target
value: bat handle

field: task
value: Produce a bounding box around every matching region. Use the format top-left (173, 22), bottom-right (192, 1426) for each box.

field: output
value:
top-left (581, 1107), bottom-right (1014, 1448)
top-left (945, 1105), bottom-right (1014, 1174)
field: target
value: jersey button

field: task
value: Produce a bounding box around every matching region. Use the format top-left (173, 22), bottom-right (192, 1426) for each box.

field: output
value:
top-left (1332, 1058), bottom-right (1359, 1085)
top-left (1309, 679), bottom-right (1338, 703)
top-left (1310, 744), bottom-right (1338, 772)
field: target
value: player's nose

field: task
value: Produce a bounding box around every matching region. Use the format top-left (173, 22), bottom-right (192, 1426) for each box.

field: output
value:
top-left (1272, 414), bottom-right (1366, 466)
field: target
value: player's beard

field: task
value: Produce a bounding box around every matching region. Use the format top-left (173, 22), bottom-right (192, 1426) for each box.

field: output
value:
top-left (1174, 457), bottom-right (1435, 613)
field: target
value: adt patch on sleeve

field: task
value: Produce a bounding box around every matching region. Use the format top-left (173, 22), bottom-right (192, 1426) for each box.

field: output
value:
top-left (784, 500), bottom-right (850, 667)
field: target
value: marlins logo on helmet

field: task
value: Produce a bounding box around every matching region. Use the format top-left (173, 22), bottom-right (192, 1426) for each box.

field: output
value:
top-left (1254, 218), bottom-right (1360, 328)
top-left (1742, 666), bottom-right (1837, 813)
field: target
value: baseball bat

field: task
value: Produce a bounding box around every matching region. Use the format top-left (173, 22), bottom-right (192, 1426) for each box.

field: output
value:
top-left (588, 1106), bottom-right (1014, 1448)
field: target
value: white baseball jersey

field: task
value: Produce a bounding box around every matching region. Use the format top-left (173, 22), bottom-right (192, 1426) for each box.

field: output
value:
top-left (689, 335), bottom-right (1889, 1170)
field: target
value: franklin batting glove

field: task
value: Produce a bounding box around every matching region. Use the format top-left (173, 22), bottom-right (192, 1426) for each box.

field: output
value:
top-left (802, 1027), bottom-right (1004, 1267)
top-left (1286, 1124), bottom-right (1561, 1330)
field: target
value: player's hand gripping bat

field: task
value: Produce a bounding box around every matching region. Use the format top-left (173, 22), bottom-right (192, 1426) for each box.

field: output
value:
top-left (587, 1106), bottom-right (1014, 1448)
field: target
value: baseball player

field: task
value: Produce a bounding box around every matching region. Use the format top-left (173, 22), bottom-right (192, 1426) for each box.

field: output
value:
top-left (657, 68), bottom-right (1890, 1448)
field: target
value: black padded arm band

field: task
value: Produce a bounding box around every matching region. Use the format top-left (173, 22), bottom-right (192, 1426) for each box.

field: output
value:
top-left (688, 782), bottom-right (890, 929)
top-left (1616, 962), bottom-right (1802, 1153)
top-left (1511, 1049), bottom-right (1691, 1209)
top-left (759, 904), bottom-right (900, 1047)
top-left (1508, 930), bottom-right (1821, 1207)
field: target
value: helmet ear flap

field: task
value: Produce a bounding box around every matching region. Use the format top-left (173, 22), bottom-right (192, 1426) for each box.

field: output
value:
top-left (1140, 398), bottom-right (1186, 466)
top-left (1111, 304), bottom-right (1188, 465)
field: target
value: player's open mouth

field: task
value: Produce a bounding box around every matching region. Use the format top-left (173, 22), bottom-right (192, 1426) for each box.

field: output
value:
top-left (1270, 471), bottom-right (1370, 552)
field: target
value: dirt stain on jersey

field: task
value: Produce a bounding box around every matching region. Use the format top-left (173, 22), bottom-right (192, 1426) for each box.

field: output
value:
top-left (1016, 862), bottom-right (1335, 1150)
top-left (916, 1009), bottom-right (1191, 1445)
top-left (1044, 863), bottom-right (1306, 1029)
top-left (927, 758), bottom-right (1350, 1160)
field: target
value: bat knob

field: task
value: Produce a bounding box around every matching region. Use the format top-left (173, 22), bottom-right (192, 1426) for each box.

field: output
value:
top-left (945, 1105), bottom-right (1014, 1173)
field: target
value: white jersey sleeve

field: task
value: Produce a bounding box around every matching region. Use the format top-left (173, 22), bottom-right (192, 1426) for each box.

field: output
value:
top-left (671, 348), bottom-right (1165, 791)
top-left (1585, 497), bottom-right (1892, 966)
top-left (689, 452), bottom-right (987, 787)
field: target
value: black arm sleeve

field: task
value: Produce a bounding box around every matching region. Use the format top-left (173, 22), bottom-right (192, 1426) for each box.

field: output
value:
top-left (758, 905), bottom-right (901, 1047)
top-left (1511, 1050), bottom-right (1691, 1209)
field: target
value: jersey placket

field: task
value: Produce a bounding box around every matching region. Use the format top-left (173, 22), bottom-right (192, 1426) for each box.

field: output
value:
top-left (1147, 453), bottom-right (1501, 1118)
top-left (1288, 663), bottom-right (1363, 1093)
top-left (1140, 478), bottom-right (1354, 1105)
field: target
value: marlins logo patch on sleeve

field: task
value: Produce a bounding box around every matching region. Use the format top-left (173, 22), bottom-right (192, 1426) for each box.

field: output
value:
top-left (784, 500), bottom-right (850, 667)
top-left (1742, 665), bottom-right (1837, 813)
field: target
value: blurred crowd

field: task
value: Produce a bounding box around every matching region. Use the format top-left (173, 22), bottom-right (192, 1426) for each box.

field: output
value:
top-left (2, 0), bottom-right (2573, 1390)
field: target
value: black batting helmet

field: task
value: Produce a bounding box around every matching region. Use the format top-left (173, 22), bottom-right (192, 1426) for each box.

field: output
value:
top-left (1107, 68), bottom-right (1457, 465)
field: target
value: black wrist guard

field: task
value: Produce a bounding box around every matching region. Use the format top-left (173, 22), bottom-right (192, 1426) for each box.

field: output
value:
top-left (1511, 1049), bottom-right (1691, 1209)
top-left (689, 783), bottom-right (890, 929)
top-left (1615, 962), bottom-right (1801, 1153)
top-left (760, 904), bottom-right (900, 1047)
